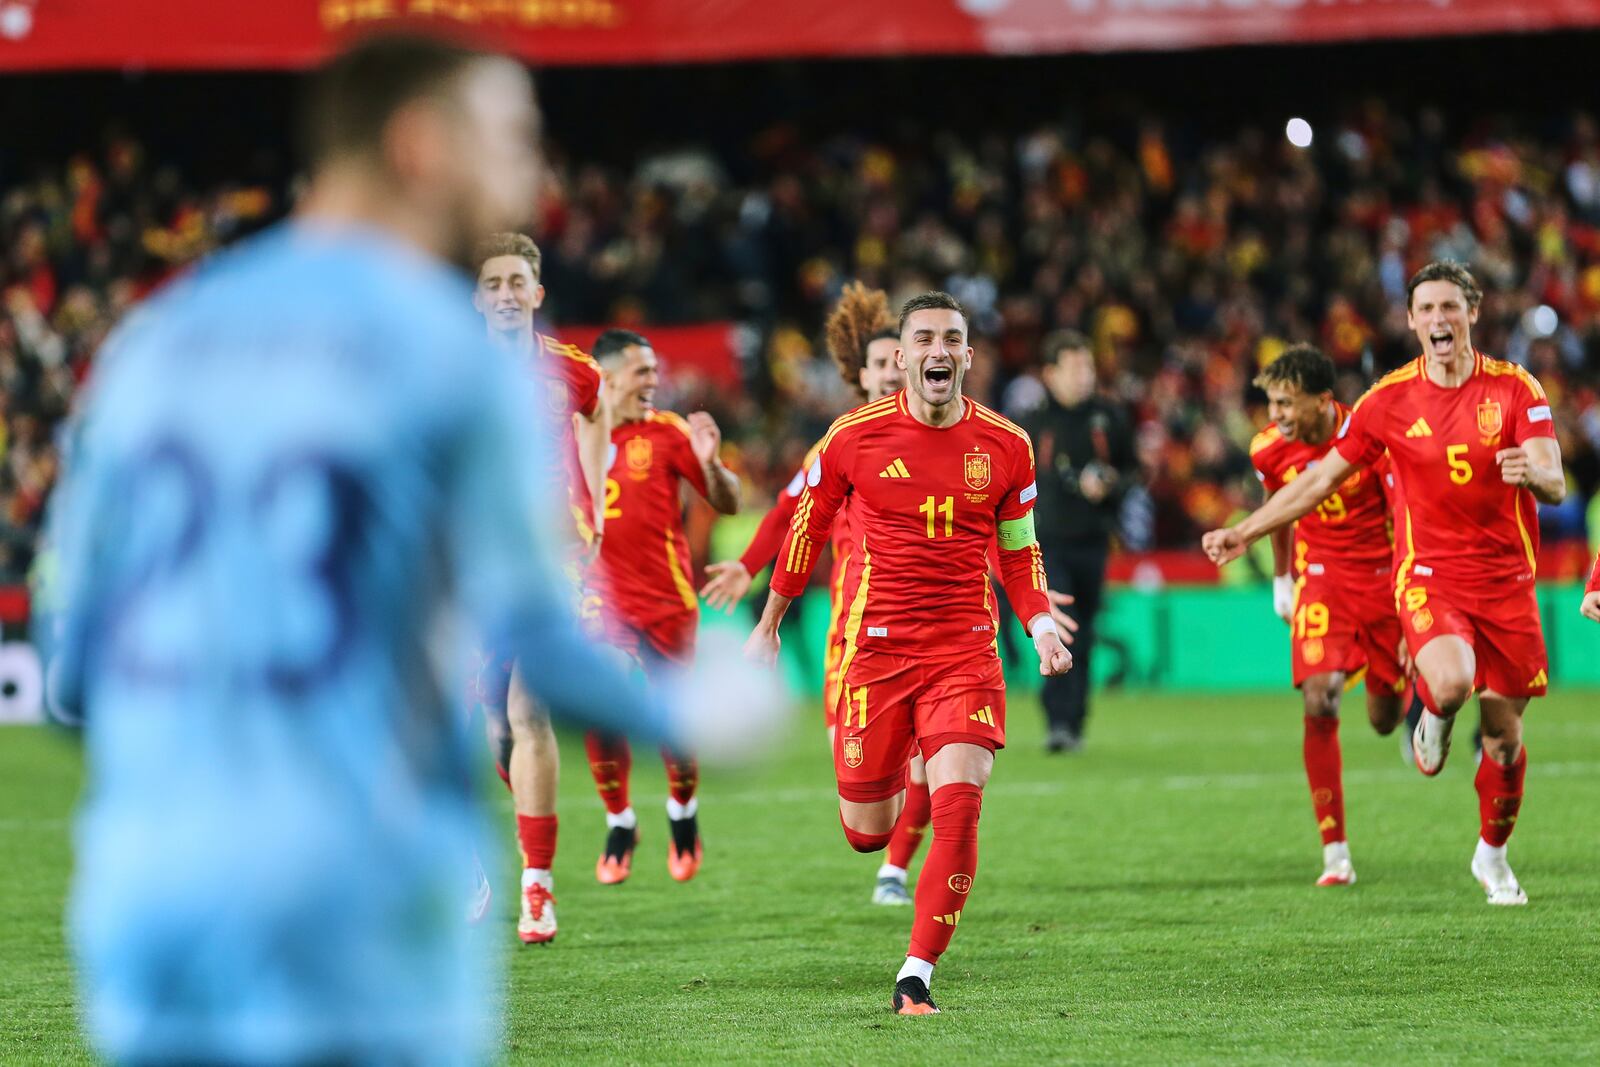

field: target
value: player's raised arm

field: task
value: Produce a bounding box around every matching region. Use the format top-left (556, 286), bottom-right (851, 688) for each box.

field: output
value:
top-left (1495, 436), bottom-right (1565, 506)
top-left (992, 445), bottom-right (1073, 676)
top-left (1202, 447), bottom-right (1356, 565)
top-left (686, 411), bottom-right (740, 515)
top-left (701, 458), bottom-right (807, 612)
top-left (744, 432), bottom-right (853, 665)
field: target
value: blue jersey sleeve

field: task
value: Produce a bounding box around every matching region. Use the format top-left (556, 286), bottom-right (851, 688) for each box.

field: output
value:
top-left (447, 347), bottom-right (676, 742)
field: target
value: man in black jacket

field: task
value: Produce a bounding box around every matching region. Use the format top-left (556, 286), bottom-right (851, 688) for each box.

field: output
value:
top-left (1020, 331), bottom-right (1138, 752)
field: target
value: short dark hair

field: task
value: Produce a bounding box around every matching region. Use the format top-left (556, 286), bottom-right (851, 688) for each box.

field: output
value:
top-left (300, 33), bottom-right (487, 171)
top-left (592, 328), bottom-right (651, 365)
top-left (1406, 260), bottom-right (1483, 310)
top-left (1254, 343), bottom-right (1335, 396)
top-left (897, 291), bottom-right (967, 338)
top-left (1041, 329), bottom-right (1092, 368)
top-left (474, 232), bottom-right (542, 281)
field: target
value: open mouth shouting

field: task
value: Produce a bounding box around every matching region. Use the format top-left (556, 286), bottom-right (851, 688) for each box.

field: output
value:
top-left (1428, 328), bottom-right (1454, 356)
top-left (922, 362), bottom-right (955, 395)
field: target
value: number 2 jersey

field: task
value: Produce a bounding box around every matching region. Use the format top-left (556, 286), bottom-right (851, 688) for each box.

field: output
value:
top-left (770, 392), bottom-right (1049, 653)
top-left (1334, 350), bottom-right (1555, 589)
top-left (588, 410), bottom-right (709, 634)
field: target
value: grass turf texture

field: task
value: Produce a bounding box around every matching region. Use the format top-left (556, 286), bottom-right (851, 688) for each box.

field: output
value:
top-left (4, 690), bottom-right (1599, 1065)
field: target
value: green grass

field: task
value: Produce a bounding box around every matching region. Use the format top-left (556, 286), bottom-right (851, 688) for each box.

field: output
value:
top-left (5, 690), bottom-right (1600, 1064)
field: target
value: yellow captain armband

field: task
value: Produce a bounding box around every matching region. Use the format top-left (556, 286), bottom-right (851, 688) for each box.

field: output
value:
top-left (997, 513), bottom-right (1037, 551)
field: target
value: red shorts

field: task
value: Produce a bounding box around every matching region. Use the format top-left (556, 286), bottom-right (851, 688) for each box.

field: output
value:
top-left (1395, 574), bottom-right (1548, 698)
top-left (1290, 566), bottom-right (1405, 694)
top-left (601, 610), bottom-right (696, 680)
top-left (832, 645), bottom-right (1006, 803)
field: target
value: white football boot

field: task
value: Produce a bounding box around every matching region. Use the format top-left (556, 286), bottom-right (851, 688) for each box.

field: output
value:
top-left (1316, 841), bottom-right (1357, 887)
top-left (1471, 840), bottom-right (1528, 906)
top-left (1412, 710), bottom-right (1454, 776)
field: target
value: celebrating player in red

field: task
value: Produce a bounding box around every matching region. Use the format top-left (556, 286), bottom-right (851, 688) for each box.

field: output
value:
top-left (472, 232), bottom-right (611, 943)
top-left (700, 282), bottom-right (936, 906)
top-left (1249, 344), bottom-right (1406, 887)
top-left (1582, 552), bottom-right (1600, 623)
top-left (583, 329), bottom-right (740, 884)
top-left (745, 292), bottom-right (1073, 1015)
top-left (1205, 262), bottom-right (1565, 906)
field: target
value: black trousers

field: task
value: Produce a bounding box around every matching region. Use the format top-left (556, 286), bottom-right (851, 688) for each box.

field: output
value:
top-left (1040, 540), bottom-right (1109, 737)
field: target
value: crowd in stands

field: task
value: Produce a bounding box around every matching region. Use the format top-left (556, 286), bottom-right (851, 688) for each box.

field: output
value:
top-left (5, 91), bottom-right (1600, 585)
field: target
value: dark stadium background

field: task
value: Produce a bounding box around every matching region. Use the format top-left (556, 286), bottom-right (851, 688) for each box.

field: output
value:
top-left (3, 31), bottom-right (1599, 685)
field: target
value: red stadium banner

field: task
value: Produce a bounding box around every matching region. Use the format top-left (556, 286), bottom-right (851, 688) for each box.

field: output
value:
top-left (558, 322), bottom-right (743, 389)
top-left (3, 0), bottom-right (1600, 70)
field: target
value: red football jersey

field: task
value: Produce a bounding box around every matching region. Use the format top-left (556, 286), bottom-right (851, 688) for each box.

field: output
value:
top-left (1586, 550), bottom-right (1599, 596)
top-left (739, 438), bottom-right (857, 578)
top-left (771, 392), bottom-right (1048, 651)
top-left (1250, 400), bottom-right (1392, 575)
top-left (1334, 351), bottom-right (1555, 586)
top-left (589, 411), bottom-right (710, 626)
top-left (531, 332), bottom-right (603, 544)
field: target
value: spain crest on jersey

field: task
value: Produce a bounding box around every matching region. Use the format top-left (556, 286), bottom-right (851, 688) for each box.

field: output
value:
top-left (546, 380), bottom-right (569, 415)
top-left (964, 451), bottom-right (992, 491)
top-left (843, 736), bottom-right (864, 768)
top-left (1477, 399), bottom-right (1503, 440)
top-left (625, 436), bottom-right (653, 480)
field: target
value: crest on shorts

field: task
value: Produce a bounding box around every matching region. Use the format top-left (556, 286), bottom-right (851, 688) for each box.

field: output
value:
top-left (842, 736), bottom-right (864, 768)
top-left (625, 436), bottom-right (653, 480)
top-left (1412, 607), bottom-right (1434, 634)
top-left (1302, 638), bottom-right (1324, 666)
top-left (964, 452), bottom-right (991, 491)
top-left (1477, 400), bottom-right (1503, 440)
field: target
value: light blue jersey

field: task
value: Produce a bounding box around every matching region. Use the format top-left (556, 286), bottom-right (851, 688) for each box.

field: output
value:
top-left (39, 222), bottom-right (671, 1066)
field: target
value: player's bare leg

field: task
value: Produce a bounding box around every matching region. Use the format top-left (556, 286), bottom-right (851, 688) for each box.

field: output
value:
top-left (1410, 636), bottom-right (1476, 776)
top-left (875, 754), bottom-right (929, 905)
top-left (1472, 692), bottom-right (1529, 905)
top-left (584, 731), bottom-right (637, 885)
top-left (889, 742), bottom-right (994, 1016)
top-left (508, 664), bottom-right (560, 943)
top-left (1301, 674), bottom-right (1354, 886)
top-left (1365, 689), bottom-right (1403, 736)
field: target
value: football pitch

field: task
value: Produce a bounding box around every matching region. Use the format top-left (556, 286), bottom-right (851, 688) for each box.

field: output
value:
top-left (4, 689), bottom-right (1599, 1065)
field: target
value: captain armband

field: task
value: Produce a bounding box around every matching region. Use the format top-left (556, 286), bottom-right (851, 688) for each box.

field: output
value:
top-left (997, 513), bottom-right (1038, 551)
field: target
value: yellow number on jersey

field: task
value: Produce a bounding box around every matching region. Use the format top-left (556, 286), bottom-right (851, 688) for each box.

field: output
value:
top-left (1315, 492), bottom-right (1347, 523)
top-left (1446, 444), bottom-right (1473, 485)
top-left (603, 477), bottom-right (622, 520)
top-left (851, 686), bottom-right (868, 729)
top-left (919, 495), bottom-right (954, 538)
top-left (1293, 601), bottom-right (1330, 639)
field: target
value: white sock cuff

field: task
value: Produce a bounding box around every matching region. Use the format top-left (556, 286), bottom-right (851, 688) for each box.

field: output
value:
top-left (667, 796), bottom-right (698, 820)
top-left (877, 863), bottom-right (908, 881)
top-left (897, 955), bottom-right (935, 987)
top-left (521, 867), bottom-right (553, 889)
top-left (605, 807), bottom-right (637, 830)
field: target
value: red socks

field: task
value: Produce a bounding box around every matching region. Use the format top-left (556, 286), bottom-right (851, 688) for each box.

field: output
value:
top-left (516, 813), bottom-right (558, 871)
top-left (887, 775), bottom-right (931, 870)
top-left (1303, 715), bottom-right (1345, 846)
top-left (662, 749), bottom-right (699, 806)
top-left (908, 783), bottom-right (982, 965)
top-left (584, 732), bottom-right (633, 815)
top-left (1477, 745), bottom-right (1526, 847)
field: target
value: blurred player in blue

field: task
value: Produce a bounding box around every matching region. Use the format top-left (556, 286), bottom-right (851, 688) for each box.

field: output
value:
top-left (36, 34), bottom-right (694, 1067)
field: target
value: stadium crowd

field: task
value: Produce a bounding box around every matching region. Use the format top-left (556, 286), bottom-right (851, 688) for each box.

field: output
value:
top-left (4, 102), bottom-right (1600, 583)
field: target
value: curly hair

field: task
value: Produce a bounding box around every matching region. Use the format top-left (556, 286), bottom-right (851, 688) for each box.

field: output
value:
top-left (473, 232), bottom-right (541, 280)
top-left (824, 281), bottom-right (897, 401)
top-left (1254, 343), bottom-right (1335, 396)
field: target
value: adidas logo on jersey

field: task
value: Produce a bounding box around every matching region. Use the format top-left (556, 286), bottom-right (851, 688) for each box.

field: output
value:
top-left (1404, 417), bottom-right (1433, 438)
top-left (1528, 669), bottom-right (1548, 688)
top-left (879, 458), bottom-right (911, 479)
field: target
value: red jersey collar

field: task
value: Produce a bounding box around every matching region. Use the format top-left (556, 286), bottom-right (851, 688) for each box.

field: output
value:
top-left (894, 389), bottom-right (973, 427)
